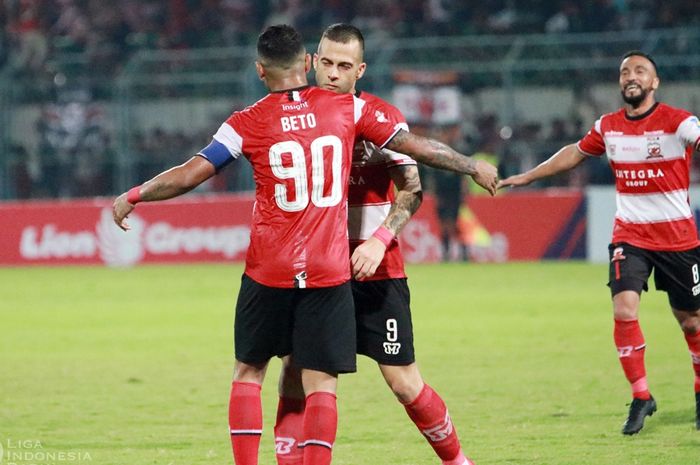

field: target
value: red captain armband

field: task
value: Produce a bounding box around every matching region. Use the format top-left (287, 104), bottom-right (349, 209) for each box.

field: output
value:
top-left (126, 186), bottom-right (142, 205)
top-left (372, 226), bottom-right (394, 247)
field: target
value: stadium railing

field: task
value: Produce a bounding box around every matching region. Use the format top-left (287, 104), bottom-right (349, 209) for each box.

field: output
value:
top-left (1, 27), bottom-right (700, 199)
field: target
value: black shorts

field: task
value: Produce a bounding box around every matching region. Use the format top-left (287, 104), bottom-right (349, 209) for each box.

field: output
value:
top-left (352, 278), bottom-right (415, 365)
top-left (607, 242), bottom-right (700, 311)
top-left (234, 274), bottom-right (356, 373)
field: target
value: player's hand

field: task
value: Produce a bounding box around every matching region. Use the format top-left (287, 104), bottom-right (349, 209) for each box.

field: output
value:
top-left (112, 193), bottom-right (135, 231)
top-left (351, 236), bottom-right (387, 280)
top-left (497, 173), bottom-right (532, 190)
top-left (470, 159), bottom-right (499, 196)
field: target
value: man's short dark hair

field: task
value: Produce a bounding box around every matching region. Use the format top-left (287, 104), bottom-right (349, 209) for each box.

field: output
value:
top-left (622, 50), bottom-right (658, 73)
top-left (321, 23), bottom-right (365, 53)
top-left (257, 25), bottom-right (305, 66)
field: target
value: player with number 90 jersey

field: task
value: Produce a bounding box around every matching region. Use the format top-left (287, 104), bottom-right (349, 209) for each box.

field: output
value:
top-left (198, 86), bottom-right (404, 288)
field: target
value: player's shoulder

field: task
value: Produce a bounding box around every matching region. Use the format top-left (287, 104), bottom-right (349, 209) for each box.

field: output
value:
top-left (306, 86), bottom-right (353, 103)
top-left (655, 102), bottom-right (693, 121)
top-left (355, 89), bottom-right (405, 123)
top-left (354, 90), bottom-right (383, 105)
top-left (226, 94), bottom-right (275, 124)
top-left (599, 107), bottom-right (627, 123)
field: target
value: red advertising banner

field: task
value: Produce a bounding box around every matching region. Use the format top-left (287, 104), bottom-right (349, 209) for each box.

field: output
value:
top-left (0, 195), bottom-right (255, 266)
top-left (463, 190), bottom-right (586, 261)
top-left (0, 191), bottom-right (583, 266)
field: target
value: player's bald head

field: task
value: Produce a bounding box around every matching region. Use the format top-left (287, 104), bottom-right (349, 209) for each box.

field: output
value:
top-left (319, 23), bottom-right (365, 60)
top-left (257, 24), bottom-right (306, 69)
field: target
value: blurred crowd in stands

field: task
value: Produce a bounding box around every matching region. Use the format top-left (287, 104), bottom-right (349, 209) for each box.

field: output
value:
top-left (2, 0), bottom-right (700, 203)
top-left (3, 0), bottom-right (700, 77)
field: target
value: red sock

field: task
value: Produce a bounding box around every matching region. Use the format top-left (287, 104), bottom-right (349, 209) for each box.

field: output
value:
top-left (684, 329), bottom-right (700, 393)
top-left (614, 319), bottom-right (650, 399)
top-left (301, 392), bottom-right (337, 465)
top-left (403, 384), bottom-right (464, 464)
top-left (275, 396), bottom-right (305, 465)
top-left (229, 382), bottom-right (262, 465)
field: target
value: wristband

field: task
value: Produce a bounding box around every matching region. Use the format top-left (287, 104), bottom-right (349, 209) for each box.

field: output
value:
top-left (126, 186), bottom-right (142, 205)
top-left (372, 226), bottom-right (394, 247)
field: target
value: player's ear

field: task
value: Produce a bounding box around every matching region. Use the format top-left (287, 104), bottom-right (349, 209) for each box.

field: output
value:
top-left (255, 61), bottom-right (265, 81)
top-left (652, 76), bottom-right (660, 91)
top-left (356, 62), bottom-right (367, 80)
top-left (312, 53), bottom-right (319, 70)
top-left (304, 53), bottom-right (311, 73)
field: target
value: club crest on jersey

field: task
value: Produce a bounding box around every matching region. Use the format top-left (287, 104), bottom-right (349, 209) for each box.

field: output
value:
top-left (611, 247), bottom-right (626, 262)
top-left (646, 137), bottom-right (662, 159)
top-left (374, 110), bottom-right (388, 123)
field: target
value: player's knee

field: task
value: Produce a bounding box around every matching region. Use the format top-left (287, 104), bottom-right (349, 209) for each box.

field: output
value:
top-left (233, 360), bottom-right (267, 384)
top-left (678, 316), bottom-right (700, 335)
top-left (386, 375), bottom-right (423, 403)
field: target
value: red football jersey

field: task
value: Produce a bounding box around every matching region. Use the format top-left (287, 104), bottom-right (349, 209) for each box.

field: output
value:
top-left (201, 86), bottom-right (402, 288)
top-left (348, 91), bottom-right (416, 281)
top-left (577, 103), bottom-right (700, 251)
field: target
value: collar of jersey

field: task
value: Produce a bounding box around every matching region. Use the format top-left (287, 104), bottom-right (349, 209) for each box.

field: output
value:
top-left (625, 101), bottom-right (659, 121)
top-left (271, 85), bottom-right (310, 94)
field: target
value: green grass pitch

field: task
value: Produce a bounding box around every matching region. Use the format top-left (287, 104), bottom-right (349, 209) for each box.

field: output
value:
top-left (2, 262), bottom-right (699, 465)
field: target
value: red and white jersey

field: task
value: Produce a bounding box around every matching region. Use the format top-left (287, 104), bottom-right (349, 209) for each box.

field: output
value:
top-left (577, 102), bottom-right (700, 251)
top-left (348, 92), bottom-right (414, 280)
top-left (200, 86), bottom-right (402, 288)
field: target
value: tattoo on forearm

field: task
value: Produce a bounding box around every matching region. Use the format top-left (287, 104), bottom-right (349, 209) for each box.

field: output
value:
top-left (384, 189), bottom-right (422, 235)
top-left (387, 130), bottom-right (476, 175)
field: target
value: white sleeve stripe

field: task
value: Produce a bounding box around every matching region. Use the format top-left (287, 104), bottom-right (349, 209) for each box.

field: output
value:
top-left (594, 117), bottom-right (602, 135)
top-left (377, 127), bottom-right (402, 150)
top-left (575, 142), bottom-right (599, 157)
top-left (676, 115), bottom-right (700, 149)
top-left (213, 122), bottom-right (243, 158)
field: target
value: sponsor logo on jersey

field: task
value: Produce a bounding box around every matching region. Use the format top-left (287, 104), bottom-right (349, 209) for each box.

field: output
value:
top-left (614, 167), bottom-right (664, 187)
top-left (646, 136), bottom-right (663, 159)
top-left (605, 130), bottom-right (624, 136)
top-left (348, 175), bottom-right (366, 185)
top-left (282, 101), bottom-right (309, 112)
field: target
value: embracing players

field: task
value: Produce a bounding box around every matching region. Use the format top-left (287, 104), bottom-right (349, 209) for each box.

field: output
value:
top-left (273, 24), bottom-right (475, 465)
top-left (113, 24), bottom-right (497, 465)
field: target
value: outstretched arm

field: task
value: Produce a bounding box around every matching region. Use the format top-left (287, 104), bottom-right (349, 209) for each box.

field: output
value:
top-left (497, 143), bottom-right (586, 189)
top-left (112, 155), bottom-right (216, 231)
top-left (352, 164), bottom-right (422, 280)
top-left (384, 129), bottom-right (498, 195)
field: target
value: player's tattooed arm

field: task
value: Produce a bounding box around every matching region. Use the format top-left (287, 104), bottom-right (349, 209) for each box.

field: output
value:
top-left (383, 164), bottom-right (422, 236)
top-left (385, 129), bottom-right (498, 195)
top-left (138, 156), bottom-right (216, 201)
top-left (113, 156), bottom-right (215, 230)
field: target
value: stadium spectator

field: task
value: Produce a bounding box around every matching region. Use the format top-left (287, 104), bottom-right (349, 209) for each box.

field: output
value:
top-left (498, 51), bottom-right (700, 434)
top-left (273, 23), bottom-right (475, 465)
top-left (112, 23), bottom-right (497, 465)
top-left (7, 0), bottom-right (48, 74)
